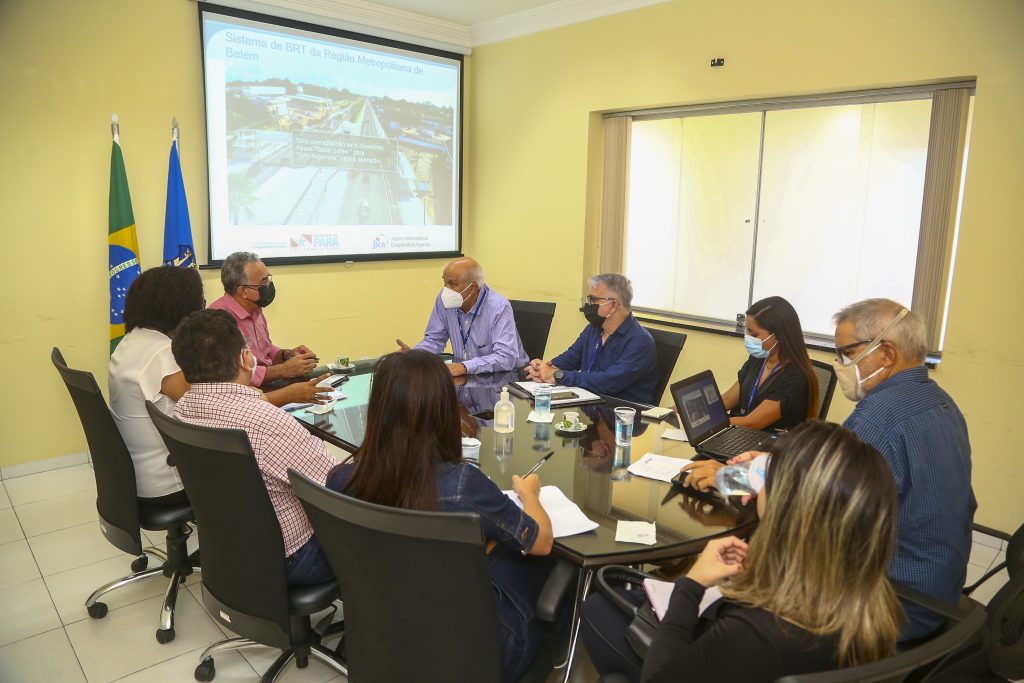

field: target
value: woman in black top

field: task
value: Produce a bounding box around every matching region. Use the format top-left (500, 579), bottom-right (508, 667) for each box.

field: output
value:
top-left (580, 421), bottom-right (903, 683)
top-left (722, 296), bottom-right (818, 430)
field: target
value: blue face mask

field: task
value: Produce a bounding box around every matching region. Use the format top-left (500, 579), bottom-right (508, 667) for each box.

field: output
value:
top-left (744, 333), bottom-right (776, 359)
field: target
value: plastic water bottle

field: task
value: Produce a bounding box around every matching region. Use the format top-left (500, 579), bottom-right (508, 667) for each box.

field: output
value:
top-left (535, 385), bottom-right (552, 417)
top-left (715, 454), bottom-right (770, 496)
top-left (494, 387), bottom-right (516, 434)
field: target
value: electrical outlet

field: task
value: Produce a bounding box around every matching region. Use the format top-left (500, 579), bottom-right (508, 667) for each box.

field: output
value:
top-left (710, 58), bottom-right (725, 67)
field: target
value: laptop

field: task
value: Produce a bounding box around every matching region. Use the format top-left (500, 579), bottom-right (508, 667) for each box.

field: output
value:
top-left (670, 370), bottom-right (774, 461)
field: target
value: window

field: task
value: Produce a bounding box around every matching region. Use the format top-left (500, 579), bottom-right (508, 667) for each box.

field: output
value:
top-left (603, 85), bottom-right (973, 351)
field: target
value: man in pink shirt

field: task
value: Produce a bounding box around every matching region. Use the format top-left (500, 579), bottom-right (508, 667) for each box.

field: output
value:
top-left (209, 252), bottom-right (317, 388)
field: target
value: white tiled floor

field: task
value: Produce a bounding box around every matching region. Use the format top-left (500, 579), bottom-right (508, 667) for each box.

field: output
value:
top-left (0, 463), bottom-right (600, 682)
top-left (0, 460), bottom-right (1006, 682)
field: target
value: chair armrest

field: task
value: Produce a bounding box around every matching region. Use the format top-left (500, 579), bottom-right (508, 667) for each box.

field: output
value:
top-left (893, 583), bottom-right (973, 622)
top-left (973, 523), bottom-right (1012, 544)
top-left (536, 558), bottom-right (577, 622)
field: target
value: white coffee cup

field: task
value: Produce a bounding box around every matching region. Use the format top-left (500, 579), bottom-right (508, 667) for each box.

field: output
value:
top-left (561, 412), bottom-right (580, 429)
top-left (461, 437), bottom-right (482, 461)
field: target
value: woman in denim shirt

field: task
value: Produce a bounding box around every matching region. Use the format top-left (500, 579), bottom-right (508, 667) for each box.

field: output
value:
top-left (326, 350), bottom-right (556, 681)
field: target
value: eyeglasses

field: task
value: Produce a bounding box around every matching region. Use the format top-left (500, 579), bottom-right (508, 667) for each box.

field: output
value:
top-left (585, 296), bottom-right (616, 305)
top-left (835, 338), bottom-right (887, 363)
top-left (242, 274), bottom-right (273, 291)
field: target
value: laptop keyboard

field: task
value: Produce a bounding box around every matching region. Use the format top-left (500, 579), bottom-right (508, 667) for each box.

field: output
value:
top-left (703, 427), bottom-right (767, 458)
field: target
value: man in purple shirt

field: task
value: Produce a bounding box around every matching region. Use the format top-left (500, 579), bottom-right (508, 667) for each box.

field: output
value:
top-left (397, 257), bottom-right (528, 376)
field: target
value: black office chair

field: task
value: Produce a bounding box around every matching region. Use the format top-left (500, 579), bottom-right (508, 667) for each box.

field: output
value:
top-left (510, 299), bottom-right (556, 361)
top-left (943, 522), bottom-right (1024, 680)
top-left (774, 589), bottom-right (987, 683)
top-left (145, 402), bottom-right (346, 683)
top-left (593, 577), bottom-right (987, 683)
top-left (810, 359), bottom-right (838, 419)
top-left (51, 347), bottom-right (197, 643)
top-left (642, 327), bottom-right (687, 406)
top-left (289, 469), bottom-right (568, 683)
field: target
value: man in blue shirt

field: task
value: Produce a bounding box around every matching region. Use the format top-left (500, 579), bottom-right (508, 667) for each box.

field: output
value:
top-left (833, 298), bottom-right (976, 641)
top-left (398, 257), bottom-right (528, 377)
top-left (525, 273), bottom-right (658, 404)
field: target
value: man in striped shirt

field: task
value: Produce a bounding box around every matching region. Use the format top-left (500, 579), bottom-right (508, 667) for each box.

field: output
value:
top-left (171, 309), bottom-right (339, 585)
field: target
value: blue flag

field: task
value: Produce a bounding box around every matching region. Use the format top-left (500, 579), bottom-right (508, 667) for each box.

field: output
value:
top-left (163, 139), bottom-right (195, 267)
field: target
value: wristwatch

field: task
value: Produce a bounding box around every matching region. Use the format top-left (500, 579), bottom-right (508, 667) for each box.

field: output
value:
top-left (554, 369), bottom-right (565, 382)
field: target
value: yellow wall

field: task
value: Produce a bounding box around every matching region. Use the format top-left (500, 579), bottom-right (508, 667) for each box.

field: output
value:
top-left (0, 0), bottom-right (452, 468)
top-left (3, 0), bottom-right (1022, 529)
top-left (467, 0), bottom-right (1024, 528)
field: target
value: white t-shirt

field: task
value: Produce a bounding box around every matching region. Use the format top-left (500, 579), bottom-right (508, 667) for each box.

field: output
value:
top-left (109, 327), bottom-right (184, 498)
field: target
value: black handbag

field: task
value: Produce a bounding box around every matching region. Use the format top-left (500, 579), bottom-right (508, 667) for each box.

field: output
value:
top-left (594, 565), bottom-right (662, 659)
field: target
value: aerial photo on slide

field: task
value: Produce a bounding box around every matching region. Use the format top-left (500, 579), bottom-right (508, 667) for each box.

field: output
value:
top-left (218, 30), bottom-right (457, 228)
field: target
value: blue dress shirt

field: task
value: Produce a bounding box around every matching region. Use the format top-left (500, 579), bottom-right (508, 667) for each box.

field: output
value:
top-left (843, 366), bottom-right (976, 640)
top-left (413, 284), bottom-right (529, 374)
top-left (551, 314), bottom-right (659, 404)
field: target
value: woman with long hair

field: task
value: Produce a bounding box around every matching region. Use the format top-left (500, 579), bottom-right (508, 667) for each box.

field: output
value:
top-left (581, 421), bottom-right (903, 682)
top-left (724, 296), bottom-right (819, 430)
top-left (326, 350), bottom-right (555, 682)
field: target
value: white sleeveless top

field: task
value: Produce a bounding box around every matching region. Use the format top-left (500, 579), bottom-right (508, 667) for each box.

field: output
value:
top-left (108, 328), bottom-right (184, 498)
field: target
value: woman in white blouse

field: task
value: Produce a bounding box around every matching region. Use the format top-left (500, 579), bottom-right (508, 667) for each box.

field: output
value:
top-left (109, 266), bottom-right (205, 503)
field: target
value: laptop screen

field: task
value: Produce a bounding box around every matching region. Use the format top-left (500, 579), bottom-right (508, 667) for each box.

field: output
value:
top-left (670, 370), bottom-right (729, 444)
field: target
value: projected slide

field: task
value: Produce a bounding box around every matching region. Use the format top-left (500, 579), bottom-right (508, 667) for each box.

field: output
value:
top-left (201, 6), bottom-right (462, 262)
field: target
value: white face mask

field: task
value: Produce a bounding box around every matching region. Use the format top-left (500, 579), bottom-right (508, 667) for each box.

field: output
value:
top-left (441, 283), bottom-right (473, 309)
top-left (832, 308), bottom-right (909, 402)
top-left (833, 351), bottom-right (887, 402)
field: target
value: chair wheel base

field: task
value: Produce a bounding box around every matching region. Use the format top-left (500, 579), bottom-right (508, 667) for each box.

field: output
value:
top-left (131, 555), bottom-right (148, 572)
top-left (87, 602), bottom-right (108, 619)
top-left (156, 628), bottom-right (175, 644)
top-left (194, 657), bottom-right (215, 681)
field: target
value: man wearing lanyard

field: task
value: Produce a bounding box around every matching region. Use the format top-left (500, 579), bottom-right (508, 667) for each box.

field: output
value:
top-left (525, 273), bottom-right (658, 404)
top-left (398, 257), bottom-right (528, 376)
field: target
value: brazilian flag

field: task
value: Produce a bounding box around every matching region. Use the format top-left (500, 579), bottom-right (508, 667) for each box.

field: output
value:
top-left (108, 139), bottom-right (142, 355)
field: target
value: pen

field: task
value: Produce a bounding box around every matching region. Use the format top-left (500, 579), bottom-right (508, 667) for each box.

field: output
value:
top-left (522, 451), bottom-right (554, 478)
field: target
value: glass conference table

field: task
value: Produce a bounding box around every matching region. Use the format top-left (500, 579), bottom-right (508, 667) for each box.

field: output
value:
top-left (290, 362), bottom-right (758, 680)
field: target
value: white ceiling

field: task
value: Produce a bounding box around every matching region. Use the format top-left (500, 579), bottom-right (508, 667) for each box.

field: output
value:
top-left (224, 0), bottom-right (670, 51)
top-left (362, 0), bottom-right (565, 26)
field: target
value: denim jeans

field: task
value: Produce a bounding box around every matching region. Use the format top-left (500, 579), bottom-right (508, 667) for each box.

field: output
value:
top-left (285, 535), bottom-right (334, 585)
top-left (488, 545), bottom-right (559, 682)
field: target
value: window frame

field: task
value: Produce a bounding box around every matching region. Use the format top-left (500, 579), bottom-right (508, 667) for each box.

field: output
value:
top-left (602, 81), bottom-right (975, 357)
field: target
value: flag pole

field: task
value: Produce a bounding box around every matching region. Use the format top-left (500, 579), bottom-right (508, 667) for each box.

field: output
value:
top-left (171, 116), bottom-right (179, 146)
top-left (111, 113), bottom-right (119, 144)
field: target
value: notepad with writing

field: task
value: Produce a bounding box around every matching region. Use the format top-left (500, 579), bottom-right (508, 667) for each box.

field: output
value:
top-left (503, 486), bottom-right (599, 538)
top-left (627, 453), bottom-right (692, 483)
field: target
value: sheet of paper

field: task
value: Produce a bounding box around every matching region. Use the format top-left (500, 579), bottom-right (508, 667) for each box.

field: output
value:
top-left (615, 520), bottom-right (657, 545)
top-left (644, 579), bottom-right (721, 621)
top-left (627, 453), bottom-right (692, 483)
top-left (643, 578), bottom-right (674, 621)
top-left (526, 410), bottom-right (555, 423)
top-left (282, 390), bottom-right (347, 413)
top-left (503, 486), bottom-right (599, 538)
top-left (699, 585), bottom-right (723, 616)
top-left (661, 428), bottom-right (688, 442)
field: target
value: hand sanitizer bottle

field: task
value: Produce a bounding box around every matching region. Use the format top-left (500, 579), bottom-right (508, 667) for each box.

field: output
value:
top-left (494, 387), bottom-right (515, 434)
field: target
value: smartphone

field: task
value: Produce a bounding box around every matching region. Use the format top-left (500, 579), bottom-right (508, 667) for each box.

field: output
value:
top-left (328, 375), bottom-right (348, 388)
top-left (550, 391), bottom-right (578, 401)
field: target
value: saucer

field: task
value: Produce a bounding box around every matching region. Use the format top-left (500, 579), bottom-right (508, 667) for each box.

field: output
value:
top-left (555, 423), bottom-right (587, 436)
